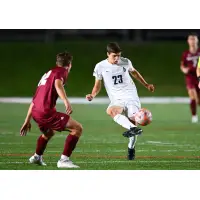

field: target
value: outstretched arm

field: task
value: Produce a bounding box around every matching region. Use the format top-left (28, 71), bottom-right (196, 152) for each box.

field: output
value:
top-left (20, 102), bottom-right (34, 136)
top-left (86, 79), bottom-right (102, 101)
top-left (130, 70), bottom-right (155, 92)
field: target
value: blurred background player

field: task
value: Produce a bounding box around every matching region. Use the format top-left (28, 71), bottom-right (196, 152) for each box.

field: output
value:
top-left (86, 42), bottom-right (154, 160)
top-left (180, 33), bottom-right (200, 123)
top-left (20, 52), bottom-right (83, 168)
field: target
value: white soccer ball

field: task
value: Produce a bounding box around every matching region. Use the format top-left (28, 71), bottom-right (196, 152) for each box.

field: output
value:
top-left (134, 108), bottom-right (152, 126)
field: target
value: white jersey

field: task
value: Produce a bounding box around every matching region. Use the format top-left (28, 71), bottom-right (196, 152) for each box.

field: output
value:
top-left (93, 57), bottom-right (140, 102)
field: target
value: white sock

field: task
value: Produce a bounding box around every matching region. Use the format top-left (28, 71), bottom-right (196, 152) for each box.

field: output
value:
top-left (128, 136), bottom-right (138, 149)
top-left (61, 155), bottom-right (69, 160)
top-left (34, 153), bottom-right (40, 158)
top-left (113, 114), bottom-right (136, 130)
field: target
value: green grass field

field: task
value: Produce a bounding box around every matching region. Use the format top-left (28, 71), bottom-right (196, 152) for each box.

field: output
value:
top-left (0, 103), bottom-right (200, 170)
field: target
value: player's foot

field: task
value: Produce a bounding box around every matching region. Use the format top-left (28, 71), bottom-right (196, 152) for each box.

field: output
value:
top-left (127, 147), bottom-right (135, 160)
top-left (192, 115), bottom-right (198, 123)
top-left (122, 127), bottom-right (143, 138)
top-left (57, 159), bottom-right (80, 168)
top-left (29, 155), bottom-right (47, 166)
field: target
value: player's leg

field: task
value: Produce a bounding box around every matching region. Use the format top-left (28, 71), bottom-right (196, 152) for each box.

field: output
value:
top-left (106, 102), bottom-right (142, 137)
top-left (187, 88), bottom-right (198, 123)
top-left (125, 100), bottom-right (141, 160)
top-left (57, 117), bottom-right (83, 168)
top-left (30, 128), bottom-right (55, 166)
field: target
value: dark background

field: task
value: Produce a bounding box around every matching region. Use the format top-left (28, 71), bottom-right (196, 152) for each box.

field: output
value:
top-left (0, 29), bottom-right (197, 97)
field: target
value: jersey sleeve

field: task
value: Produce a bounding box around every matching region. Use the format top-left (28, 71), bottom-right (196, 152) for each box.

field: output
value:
top-left (93, 64), bottom-right (102, 80)
top-left (55, 71), bottom-right (64, 82)
top-left (127, 59), bottom-right (135, 72)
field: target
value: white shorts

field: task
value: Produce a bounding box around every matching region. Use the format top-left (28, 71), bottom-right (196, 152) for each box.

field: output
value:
top-left (107, 99), bottom-right (141, 118)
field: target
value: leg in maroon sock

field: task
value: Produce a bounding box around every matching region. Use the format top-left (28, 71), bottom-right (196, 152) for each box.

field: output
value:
top-left (62, 134), bottom-right (79, 157)
top-left (190, 99), bottom-right (197, 116)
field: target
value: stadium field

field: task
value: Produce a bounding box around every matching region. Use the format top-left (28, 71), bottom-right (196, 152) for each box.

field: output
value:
top-left (0, 101), bottom-right (200, 170)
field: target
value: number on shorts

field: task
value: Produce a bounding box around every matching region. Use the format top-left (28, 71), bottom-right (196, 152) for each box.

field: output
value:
top-left (112, 75), bottom-right (123, 85)
top-left (38, 70), bottom-right (52, 86)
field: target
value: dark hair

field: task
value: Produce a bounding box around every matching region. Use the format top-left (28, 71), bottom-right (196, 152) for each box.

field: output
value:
top-left (56, 51), bottom-right (73, 67)
top-left (188, 32), bottom-right (198, 37)
top-left (107, 42), bottom-right (122, 54)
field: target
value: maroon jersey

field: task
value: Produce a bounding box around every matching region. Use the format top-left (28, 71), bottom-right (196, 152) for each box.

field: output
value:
top-left (32, 66), bottom-right (68, 114)
top-left (181, 49), bottom-right (200, 88)
top-left (181, 49), bottom-right (200, 76)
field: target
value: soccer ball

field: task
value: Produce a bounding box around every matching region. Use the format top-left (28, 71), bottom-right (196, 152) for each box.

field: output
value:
top-left (134, 108), bottom-right (152, 126)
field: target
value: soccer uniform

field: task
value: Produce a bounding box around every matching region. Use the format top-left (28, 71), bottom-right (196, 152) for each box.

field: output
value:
top-left (93, 57), bottom-right (141, 118)
top-left (32, 66), bottom-right (70, 134)
top-left (181, 49), bottom-right (200, 90)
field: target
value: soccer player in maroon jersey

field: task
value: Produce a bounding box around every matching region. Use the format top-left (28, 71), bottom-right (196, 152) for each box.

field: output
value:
top-left (20, 52), bottom-right (82, 168)
top-left (180, 33), bottom-right (200, 123)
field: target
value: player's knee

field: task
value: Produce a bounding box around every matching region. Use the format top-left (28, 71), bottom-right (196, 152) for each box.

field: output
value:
top-left (42, 131), bottom-right (55, 140)
top-left (106, 108), bottom-right (118, 118)
top-left (75, 123), bottom-right (83, 137)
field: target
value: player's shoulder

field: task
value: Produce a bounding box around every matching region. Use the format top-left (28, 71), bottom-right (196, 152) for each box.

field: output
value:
top-left (95, 59), bottom-right (108, 68)
top-left (118, 57), bottom-right (131, 66)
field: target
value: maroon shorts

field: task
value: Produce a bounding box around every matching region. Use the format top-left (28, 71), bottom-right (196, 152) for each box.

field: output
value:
top-left (32, 110), bottom-right (70, 134)
top-left (185, 76), bottom-right (199, 91)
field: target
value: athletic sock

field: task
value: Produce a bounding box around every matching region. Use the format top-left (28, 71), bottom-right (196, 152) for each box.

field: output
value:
top-left (62, 134), bottom-right (79, 157)
top-left (35, 135), bottom-right (48, 156)
top-left (113, 114), bottom-right (136, 129)
top-left (190, 99), bottom-right (197, 116)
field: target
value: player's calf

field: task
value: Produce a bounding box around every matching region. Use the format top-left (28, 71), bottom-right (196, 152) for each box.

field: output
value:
top-left (57, 118), bottom-right (82, 168)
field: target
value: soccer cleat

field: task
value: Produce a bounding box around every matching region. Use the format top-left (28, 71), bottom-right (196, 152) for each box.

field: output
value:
top-left (192, 115), bottom-right (198, 123)
top-left (29, 155), bottom-right (47, 166)
top-left (123, 127), bottom-right (143, 138)
top-left (127, 148), bottom-right (135, 160)
top-left (57, 159), bottom-right (80, 168)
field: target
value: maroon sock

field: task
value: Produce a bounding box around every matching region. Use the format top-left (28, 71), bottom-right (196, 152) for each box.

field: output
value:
top-left (62, 134), bottom-right (79, 157)
top-left (35, 135), bottom-right (48, 156)
top-left (190, 100), bottom-right (197, 116)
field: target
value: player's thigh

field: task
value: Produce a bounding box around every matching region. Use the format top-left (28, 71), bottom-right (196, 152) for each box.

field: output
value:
top-left (106, 101), bottom-right (124, 118)
top-left (187, 88), bottom-right (198, 101)
top-left (125, 100), bottom-right (141, 121)
top-left (65, 117), bottom-right (83, 136)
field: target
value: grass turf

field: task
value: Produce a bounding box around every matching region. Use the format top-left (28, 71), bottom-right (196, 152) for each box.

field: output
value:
top-left (0, 103), bottom-right (200, 170)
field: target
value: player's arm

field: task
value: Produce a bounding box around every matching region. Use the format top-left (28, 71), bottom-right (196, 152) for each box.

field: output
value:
top-left (20, 102), bottom-right (33, 136)
top-left (86, 79), bottom-right (102, 101)
top-left (180, 53), bottom-right (189, 74)
top-left (130, 70), bottom-right (155, 92)
top-left (55, 79), bottom-right (72, 115)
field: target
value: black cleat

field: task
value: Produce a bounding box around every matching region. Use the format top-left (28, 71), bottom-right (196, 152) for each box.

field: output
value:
top-left (122, 127), bottom-right (143, 138)
top-left (127, 147), bottom-right (135, 160)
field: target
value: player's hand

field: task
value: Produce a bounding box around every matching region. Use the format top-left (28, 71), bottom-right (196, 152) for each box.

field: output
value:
top-left (198, 82), bottom-right (200, 89)
top-left (86, 94), bottom-right (94, 101)
top-left (20, 121), bottom-right (31, 136)
top-left (66, 101), bottom-right (73, 115)
top-left (147, 84), bottom-right (155, 92)
top-left (182, 67), bottom-right (189, 74)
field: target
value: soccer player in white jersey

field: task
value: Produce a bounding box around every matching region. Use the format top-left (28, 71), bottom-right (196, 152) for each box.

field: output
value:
top-left (86, 42), bottom-right (155, 160)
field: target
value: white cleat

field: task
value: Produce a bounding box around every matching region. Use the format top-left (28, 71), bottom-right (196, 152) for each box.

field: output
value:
top-left (192, 115), bottom-right (198, 123)
top-left (57, 159), bottom-right (80, 168)
top-left (29, 155), bottom-right (47, 166)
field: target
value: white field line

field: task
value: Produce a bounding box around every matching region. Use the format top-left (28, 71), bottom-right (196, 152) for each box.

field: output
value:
top-left (0, 160), bottom-right (200, 165)
top-left (0, 97), bottom-right (190, 104)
